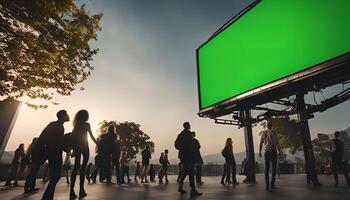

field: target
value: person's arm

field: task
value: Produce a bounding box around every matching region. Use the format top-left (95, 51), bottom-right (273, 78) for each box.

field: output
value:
top-left (275, 133), bottom-right (281, 155)
top-left (87, 123), bottom-right (97, 144)
top-left (330, 140), bottom-right (336, 152)
top-left (259, 134), bottom-right (264, 157)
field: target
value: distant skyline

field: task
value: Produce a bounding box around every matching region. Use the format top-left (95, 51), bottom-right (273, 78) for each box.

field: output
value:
top-left (5, 0), bottom-right (350, 160)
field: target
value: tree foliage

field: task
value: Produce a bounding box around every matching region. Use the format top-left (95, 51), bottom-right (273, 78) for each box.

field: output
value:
top-left (0, 0), bottom-right (102, 108)
top-left (262, 117), bottom-right (302, 155)
top-left (97, 120), bottom-right (155, 159)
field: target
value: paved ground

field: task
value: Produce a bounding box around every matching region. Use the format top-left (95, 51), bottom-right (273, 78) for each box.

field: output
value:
top-left (0, 175), bottom-right (349, 200)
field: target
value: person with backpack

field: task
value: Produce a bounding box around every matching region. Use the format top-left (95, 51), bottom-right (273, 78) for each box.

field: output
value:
top-left (141, 145), bottom-right (152, 183)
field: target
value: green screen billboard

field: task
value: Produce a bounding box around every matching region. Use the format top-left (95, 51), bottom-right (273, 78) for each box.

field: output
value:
top-left (197, 0), bottom-right (350, 111)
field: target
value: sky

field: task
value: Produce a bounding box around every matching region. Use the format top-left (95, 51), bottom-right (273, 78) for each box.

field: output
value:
top-left (5, 0), bottom-right (350, 160)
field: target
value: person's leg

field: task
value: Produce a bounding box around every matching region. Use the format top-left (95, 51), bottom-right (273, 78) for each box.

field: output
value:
top-left (115, 162), bottom-right (121, 184)
top-left (14, 164), bottom-right (26, 185)
top-left (6, 164), bottom-right (18, 185)
top-left (42, 151), bottom-right (62, 200)
top-left (65, 169), bottom-right (70, 184)
top-left (221, 164), bottom-right (226, 184)
top-left (179, 162), bottom-right (189, 193)
top-left (126, 167), bottom-right (130, 182)
top-left (271, 151), bottom-right (278, 188)
top-left (79, 149), bottom-right (89, 196)
top-left (232, 162), bottom-right (237, 183)
top-left (338, 160), bottom-right (350, 185)
top-left (189, 162), bottom-right (201, 197)
top-left (25, 157), bottom-right (44, 192)
top-left (264, 150), bottom-right (271, 190)
top-left (165, 165), bottom-right (169, 183)
top-left (144, 165), bottom-right (149, 182)
top-left (226, 163), bottom-right (232, 183)
top-left (70, 152), bottom-right (81, 197)
top-left (331, 157), bottom-right (339, 186)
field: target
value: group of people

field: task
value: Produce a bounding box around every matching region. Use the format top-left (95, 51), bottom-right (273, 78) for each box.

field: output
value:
top-left (4, 111), bottom-right (350, 199)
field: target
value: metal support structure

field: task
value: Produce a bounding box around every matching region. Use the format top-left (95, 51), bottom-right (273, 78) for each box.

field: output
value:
top-left (295, 94), bottom-right (321, 185)
top-left (241, 110), bottom-right (256, 182)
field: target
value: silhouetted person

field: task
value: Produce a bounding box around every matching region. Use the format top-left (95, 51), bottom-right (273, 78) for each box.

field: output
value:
top-left (63, 152), bottom-right (71, 184)
top-left (134, 161), bottom-right (141, 182)
top-left (99, 125), bottom-right (118, 184)
top-left (149, 164), bottom-right (156, 182)
top-left (91, 153), bottom-right (104, 183)
top-left (175, 122), bottom-right (202, 198)
top-left (70, 110), bottom-right (97, 199)
top-left (24, 110), bottom-right (69, 200)
top-left (120, 152), bottom-right (131, 183)
top-left (86, 163), bottom-right (93, 183)
top-left (259, 121), bottom-right (281, 191)
top-left (14, 138), bottom-right (38, 186)
top-left (222, 138), bottom-right (238, 185)
top-left (5, 144), bottom-right (25, 186)
top-left (220, 163), bottom-right (227, 185)
top-left (192, 132), bottom-right (204, 185)
top-left (141, 145), bottom-right (152, 183)
top-left (159, 150), bottom-right (170, 184)
top-left (320, 131), bottom-right (350, 186)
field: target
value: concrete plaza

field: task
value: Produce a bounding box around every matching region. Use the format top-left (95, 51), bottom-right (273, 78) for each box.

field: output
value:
top-left (0, 175), bottom-right (349, 200)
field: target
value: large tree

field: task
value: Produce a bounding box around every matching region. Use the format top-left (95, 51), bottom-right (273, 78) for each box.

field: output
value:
top-left (0, 0), bottom-right (102, 108)
top-left (97, 120), bottom-right (155, 159)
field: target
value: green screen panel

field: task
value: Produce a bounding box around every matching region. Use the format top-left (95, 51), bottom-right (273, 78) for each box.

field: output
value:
top-left (198, 0), bottom-right (350, 110)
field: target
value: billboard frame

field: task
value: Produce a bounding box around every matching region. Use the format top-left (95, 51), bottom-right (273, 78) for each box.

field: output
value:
top-left (196, 0), bottom-right (350, 118)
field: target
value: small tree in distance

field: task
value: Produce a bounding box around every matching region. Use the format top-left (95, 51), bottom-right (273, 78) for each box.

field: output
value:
top-left (97, 120), bottom-right (155, 160)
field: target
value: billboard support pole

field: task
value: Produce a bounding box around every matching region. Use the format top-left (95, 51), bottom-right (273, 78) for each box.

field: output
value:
top-left (295, 94), bottom-right (321, 186)
top-left (241, 109), bottom-right (256, 182)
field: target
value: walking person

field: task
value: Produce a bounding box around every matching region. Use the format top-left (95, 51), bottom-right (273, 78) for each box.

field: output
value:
top-left (99, 125), bottom-right (118, 184)
top-left (159, 150), bottom-right (170, 184)
top-left (141, 145), bottom-right (152, 183)
top-left (149, 164), bottom-right (156, 182)
top-left (5, 144), bottom-right (25, 186)
top-left (120, 152), bottom-right (131, 183)
top-left (14, 138), bottom-right (39, 186)
top-left (319, 131), bottom-right (350, 186)
top-left (259, 121), bottom-right (281, 191)
top-left (24, 110), bottom-right (70, 200)
top-left (134, 161), bottom-right (141, 182)
top-left (63, 152), bottom-right (72, 184)
top-left (69, 110), bottom-right (97, 199)
top-left (222, 138), bottom-right (238, 185)
top-left (175, 122), bottom-right (202, 198)
top-left (192, 132), bottom-right (204, 185)
top-left (91, 153), bottom-right (104, 183)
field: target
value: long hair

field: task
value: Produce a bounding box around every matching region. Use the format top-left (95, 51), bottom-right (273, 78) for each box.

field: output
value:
top-left (73, 110), bottom-right (89, 129)
top-left (225, 138), bottom-right (233, 151)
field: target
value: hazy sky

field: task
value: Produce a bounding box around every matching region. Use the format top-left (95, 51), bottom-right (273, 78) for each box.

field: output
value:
top-left (6, 0), bottom-right (350, 160)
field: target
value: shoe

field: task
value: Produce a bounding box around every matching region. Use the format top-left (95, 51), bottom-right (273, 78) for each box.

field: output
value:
top-left (13, 182), bottom-right (19, 187)
top-left (178, 188), bottom-right (187, 194)
top-left (271, 185), bottom-right (276, 189)
top-left (233, 182), bottom-right (239, 186)
top-left (265, 185), bottom-right (269, 191)
top-left (24, 187), bottom-right (39, 193)
top-left (70, 191), bottom-right (77, 199)
top-left (190, 190), bottom-right (203, 198)
top-left (79, 190), bottom-right (87, 198)
top-left (159, 181), bottom-right (164, 184)
top-left (220, 182), bottom-right (225, 185)
top-left (5, 182), bottom-right (12, 186)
